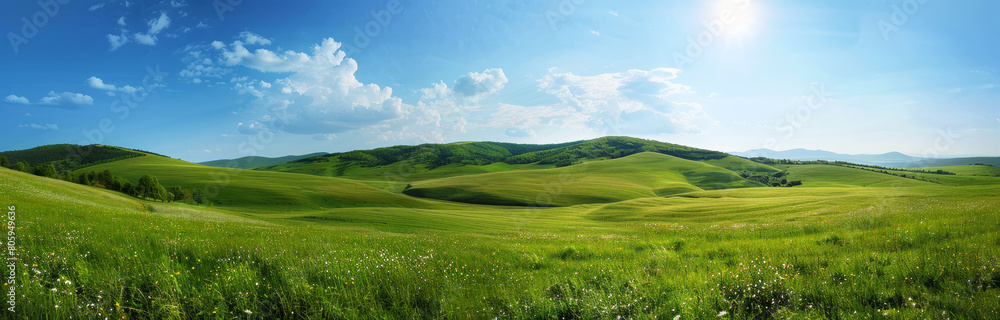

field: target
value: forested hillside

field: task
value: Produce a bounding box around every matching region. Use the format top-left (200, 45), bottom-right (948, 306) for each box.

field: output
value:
top-left (265, 136), bottom-right (731, 174)
top-left (0, 144), bottom-right (157, 171)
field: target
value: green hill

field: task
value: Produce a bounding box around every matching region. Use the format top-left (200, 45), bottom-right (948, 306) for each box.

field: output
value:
top-left (74, 155), bottom-right (446, 213)
top-left (259, 136), bottom-right (733, 181)
top-left (401, 152), bottom-right (761, 207)
top-left (0, 144), bottom-right (155, 171)
top-left (198, 152), bottom-right (328, 169)
top-left (773, 164), bottom-right (935, 188)
top-left (916, 164), bottom-right (1000, 176)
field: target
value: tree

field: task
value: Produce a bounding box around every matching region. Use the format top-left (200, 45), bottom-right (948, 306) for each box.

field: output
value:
top-left (0, 156), bottom-right (8, 168)
top-left (97, 169), bottom-right (113, 185)
top-left (33, 164), bottom-right (57, 178)
top-left (169, 186), bottom-right (187, 201)
top-left (107, 176), bottom-right (123, 191)
top-left (78, 173), bottom-right (91, 185)
top-left (62, 171), bottom-right (76, 183)
top-left (12, 162), bottom-right (29, 173)
top-left (137, 175), bottom-right (166, 201)
top-left (192, 188), bottom-right (207, 205)
top-left (120, 180), bottom-right (138, 197)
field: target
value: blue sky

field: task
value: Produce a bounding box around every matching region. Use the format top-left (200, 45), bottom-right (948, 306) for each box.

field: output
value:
top-left (2, 0), bottom-right (998, 162)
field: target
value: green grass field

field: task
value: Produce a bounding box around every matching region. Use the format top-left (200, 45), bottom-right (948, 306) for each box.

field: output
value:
top-left (4, 151), bottom-right (1000, 319)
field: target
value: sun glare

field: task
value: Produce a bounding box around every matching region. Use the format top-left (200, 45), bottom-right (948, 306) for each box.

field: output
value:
top-left (709, 0), bottom-right (757, 39)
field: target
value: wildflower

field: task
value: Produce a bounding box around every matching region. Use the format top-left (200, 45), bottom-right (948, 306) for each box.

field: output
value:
top-left (244, 309), bottom-right (252, 314)
top-left (717, 311), bottom-right (727, 316)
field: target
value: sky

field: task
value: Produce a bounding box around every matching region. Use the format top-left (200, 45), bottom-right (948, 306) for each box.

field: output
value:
top-left (2, 0), bottom-right (999, 163)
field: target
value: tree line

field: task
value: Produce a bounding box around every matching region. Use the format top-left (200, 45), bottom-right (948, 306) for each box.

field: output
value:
top-left (0, 155), bottom-right (209, 205)
top-left (739, 170), bottom-right (802, 187)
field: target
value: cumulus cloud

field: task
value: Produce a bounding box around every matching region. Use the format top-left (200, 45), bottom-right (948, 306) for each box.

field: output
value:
top-left (18, 123), bottom-right (58, 130)
top-left (508, 67), bottom-right (707, 135)
top-left (191, 35), bottom-right (405, 135)
top-left (117, 16), bottom-right (126, 26)
top-left (134, 33), bottom-right (157, 46)
top-left (38, 91), bottom-right (94, 107)
top-left (107, 33), bottom-right (128, 51)
top-left (6, 92), bottom-right (93, 107)
top-left (187, 34), bottom-right (513, 139)
top-left (86, 76), bottom-right (144, 97)
top-left (4, 95), bottom-right (29, 104)
top-left (88, 76), bottom-right (116, 90)
top-left (452, 68), bottom-right (507, 102)
top-left (238, 31), bottom-right (271, 45)
top-left (147, 12), bottom-right (171, 35)
top-left (88, 3), bottom-right (105, 11)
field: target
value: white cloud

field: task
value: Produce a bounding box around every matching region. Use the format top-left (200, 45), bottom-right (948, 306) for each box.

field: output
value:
top-left (609, 10), bottom-right (619, 16)
top-left (524, 68), bottom-right (705, 135)
top-left (4, 95), bottom-right (29, 104)
top-left (134, 33), bottom-right (157, 45)
top-left (238, 31), bottom-right (271, 45)
top-left (170, 0), bottom-right (188, 7)
top-left (452, 68), bottom-right (507, 102)
top-left (6, 92), bottom-right (93, 107)
top-left (18, 123), bottom-right (58, 130)
top-left (86, 77), bottom-right (144, 97)
top-left (196, 36), bottom-right (405, 135)
top-left (196, 21), bottom-right (209, 29)
top-left (88, 3), bottom-right (105, 11)
top-left (589, 29), bottom-right (600, 36)
top-left (505, 127), bottom-right (536, 138)
top-left (87, 76), bottom-right (116, 90)
top-left (193, 35), bottom-right (514, 139)
top-left (38, 91), bottom-right (94, 107)
top-left (117, 16), bottom-right (126, 26)
top-left (237, 122), bottom-right (266, 134)
top-left (147, 12), bottom-right (170, 35)
top-left (107, 33), bottom-right (128, 51)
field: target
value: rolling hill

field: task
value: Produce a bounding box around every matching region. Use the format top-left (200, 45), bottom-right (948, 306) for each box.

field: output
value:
top-left (401, 152), bottom-right (763, 207)
top-left (0, 143), bottom-right (157, 171)
top-left (258, 136), bottom-right (735, 181)
top-left (6, 136), bottom-right (1000, 319)
top-left (73, 154), bottom-right (447, 213)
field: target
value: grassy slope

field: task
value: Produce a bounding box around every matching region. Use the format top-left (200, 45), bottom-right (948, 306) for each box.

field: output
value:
top-left (699, 155), bottom-right (781, 173)
top-left (775, 164), bottom-right (937, 187)
top-left (74, 155), bottom-right (446, 212)
top-left (402, 152), bottom-right (761, 207)
top-left (916, 164), bottom-right (1000, 176)
top-left (7, 162), bottom-right (1000, 319)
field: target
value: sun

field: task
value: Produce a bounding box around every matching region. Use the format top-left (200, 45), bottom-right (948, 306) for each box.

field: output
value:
top-left (708, 0), bottom-right (758, 39)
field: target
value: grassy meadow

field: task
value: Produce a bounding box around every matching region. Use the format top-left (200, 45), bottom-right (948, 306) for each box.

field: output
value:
top-left (3, 151), bottom-right (1000, 319)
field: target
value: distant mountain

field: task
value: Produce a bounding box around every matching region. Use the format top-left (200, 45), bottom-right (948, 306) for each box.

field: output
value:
top-left (732, 148), bottom-right (1000, 168)
top-left (900, 157), bottom-right (1000, 168)
top-left (198, 152), bottom-right (328, 169)
top-left (732, 148), bottom-right (920, 166)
